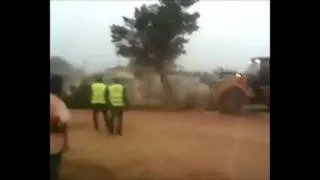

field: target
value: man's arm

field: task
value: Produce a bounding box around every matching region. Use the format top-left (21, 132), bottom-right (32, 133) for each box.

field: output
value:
top-left (105, 87), bottom-right (109, 106)
top-left (51, 94), bottom-right (71, 122)
top-left (123, 87), bottom-right (128, 107)
top-left (89, 85), bottom-right (93, 103)
top-left (50, 94), bottom-right (71, 151)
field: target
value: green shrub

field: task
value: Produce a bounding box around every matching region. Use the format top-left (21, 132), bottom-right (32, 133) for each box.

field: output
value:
top-left (63, 82), bottom-right (91, 109)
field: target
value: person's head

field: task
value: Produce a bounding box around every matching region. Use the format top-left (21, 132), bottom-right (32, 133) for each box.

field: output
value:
top-left (112, 77), bottom-right (120, 84)
top-left (95, 76), bottom-right (103, 83)
top-left (50, 75), bottom-right (64, 97)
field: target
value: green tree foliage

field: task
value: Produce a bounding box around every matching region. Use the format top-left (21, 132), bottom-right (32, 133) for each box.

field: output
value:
top-left (63, 81), bottom-right (91, 109)
top-left (110, 0), bottom-right (200, 107)
top-left (50, 56), bottom-right (72, 75)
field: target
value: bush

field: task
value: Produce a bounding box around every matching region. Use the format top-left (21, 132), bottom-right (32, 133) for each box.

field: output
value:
top-left (182, 93), bottom-right (196, 109)
top-left (63, 82), bottom-right (91, 109)
top-left (62, 78), bottom-right (214, 110)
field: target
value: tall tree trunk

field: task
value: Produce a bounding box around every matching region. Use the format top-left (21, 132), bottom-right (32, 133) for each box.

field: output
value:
top-left (156, 66), bottom-right (177, 109)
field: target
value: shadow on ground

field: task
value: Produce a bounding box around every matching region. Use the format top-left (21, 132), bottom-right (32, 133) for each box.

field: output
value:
top-left (61, 159), bottom-right (232, 180)
top-left (69, 122), bottom-right (90, 129)
top-left (61, 159), bottom-right (116, 180)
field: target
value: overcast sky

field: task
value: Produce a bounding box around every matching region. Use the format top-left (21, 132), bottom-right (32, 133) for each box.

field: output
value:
top-left (50, 0), bottom-right (270, 73)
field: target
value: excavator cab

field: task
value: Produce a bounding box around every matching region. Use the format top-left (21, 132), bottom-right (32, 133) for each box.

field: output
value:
top-left (213, 57), bottom-right (270, 114)
top-left (245, 57), bottom-right (270, 105)
top-left (245, 57), bottom-right (270, 85)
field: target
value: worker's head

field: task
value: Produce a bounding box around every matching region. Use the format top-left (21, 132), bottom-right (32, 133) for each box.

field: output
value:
top-left (50, 75), bottom-right (64, 97)
top-left (95, 76), bottom-right (103, 83)
top-left (112, 77), bottom-right (120, 84)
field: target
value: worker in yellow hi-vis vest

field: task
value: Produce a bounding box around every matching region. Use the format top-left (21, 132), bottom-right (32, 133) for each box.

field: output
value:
top-left (106, 77), bottom-right (128, 136)
top-left (90, 76), bottom-right (109, 132)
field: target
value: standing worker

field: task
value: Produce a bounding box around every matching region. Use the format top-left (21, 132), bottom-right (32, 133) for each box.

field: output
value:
top-left (50, 75), bottom-right (71, 180)
top-left (107, 77), bottom-right (127, 136)
top-left (90, 76), bottom-right (109, 132)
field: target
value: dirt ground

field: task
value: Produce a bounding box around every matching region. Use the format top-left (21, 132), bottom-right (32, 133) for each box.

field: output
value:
top-left (61, 110), bottom-right (269, 180)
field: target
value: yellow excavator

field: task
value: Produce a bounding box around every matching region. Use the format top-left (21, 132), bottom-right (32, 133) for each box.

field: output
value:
top-left (213, 57), bottom-right (270, 114)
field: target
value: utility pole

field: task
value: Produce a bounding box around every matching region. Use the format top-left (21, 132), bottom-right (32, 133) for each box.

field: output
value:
top-left (82, 59), bottom-right (87, 70)
top-left (117, 56), bottom-right (121, 67)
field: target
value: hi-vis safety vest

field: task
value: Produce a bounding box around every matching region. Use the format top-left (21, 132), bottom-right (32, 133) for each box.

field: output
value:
top-left (108, 84), bottom-right (124, 107)
top-left (91, 82), bottom-right (107, 104)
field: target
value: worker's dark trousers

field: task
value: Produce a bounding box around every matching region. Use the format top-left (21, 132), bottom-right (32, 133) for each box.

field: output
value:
top-left (91, 103), bottom-right (109, 131)
top-left (109, 106), bottom-right (124, 135)
top-left (50, 152), bottom-right (62, 180)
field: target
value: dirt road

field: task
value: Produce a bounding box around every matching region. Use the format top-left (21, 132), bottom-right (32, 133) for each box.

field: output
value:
top-left (62, 110), bottom-right (269, 180)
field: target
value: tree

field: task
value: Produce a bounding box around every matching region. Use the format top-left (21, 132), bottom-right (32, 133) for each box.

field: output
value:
top-left (50, 56), bottom-right (72, 75)
top-left (110, 0), bottom-right (200, 106)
